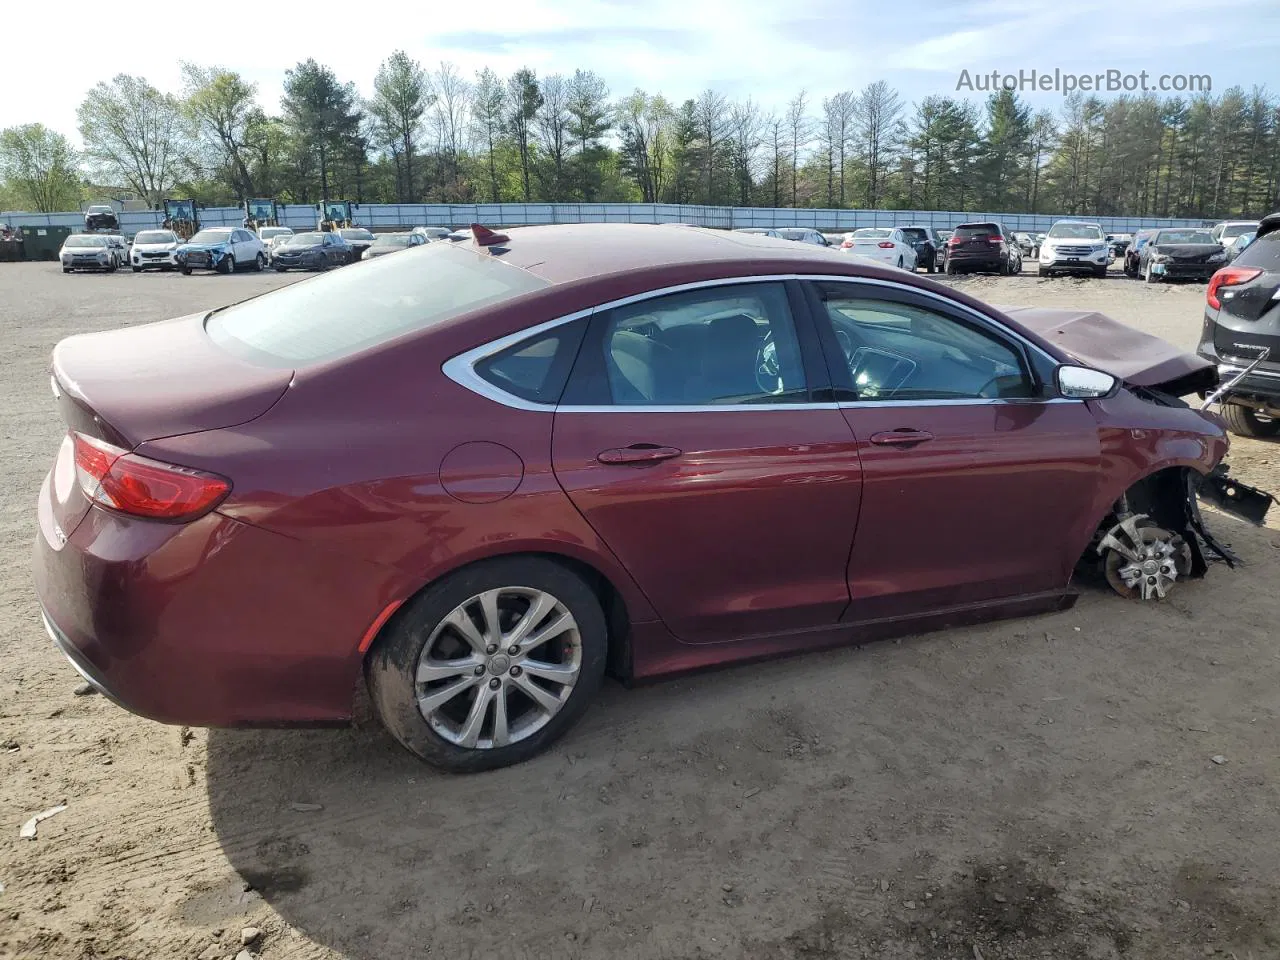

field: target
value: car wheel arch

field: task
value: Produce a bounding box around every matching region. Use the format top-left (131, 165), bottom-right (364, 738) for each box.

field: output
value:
top-left (1074, 463), bottom-right (1211, 570)
top-left (360, 548), bottom-right (638, 684)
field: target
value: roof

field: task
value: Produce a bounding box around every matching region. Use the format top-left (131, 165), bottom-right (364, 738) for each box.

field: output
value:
top-left (487, 223), bottom-right (856, 285)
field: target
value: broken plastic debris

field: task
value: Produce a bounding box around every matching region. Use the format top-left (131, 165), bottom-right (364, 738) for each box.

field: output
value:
top-left (19, 804), bottom-right (67, 840)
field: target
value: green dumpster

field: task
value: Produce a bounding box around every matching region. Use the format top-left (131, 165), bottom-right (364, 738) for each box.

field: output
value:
top-left (20, 224), bottom-right (73, 261)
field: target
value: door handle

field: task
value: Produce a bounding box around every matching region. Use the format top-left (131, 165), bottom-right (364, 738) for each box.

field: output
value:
top-left (869, 429), bottom-right (934, 446)
top-left (596, 444), bottom-right (683, 464)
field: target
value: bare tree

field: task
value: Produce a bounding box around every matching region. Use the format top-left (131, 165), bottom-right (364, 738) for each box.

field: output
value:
top-left (431, 62), bottom-right (470, 198)
top-left (852, 81), bottom-right (903, 208)
top-left (693, 89), bottom-right (730, 204)
top-left (765, 113), bottom-right (787, 207)
top-left (728, 99), bottom-right (762, 206)
top-left (819, 91), bottom-right (856, 206)
top-left (536, 74), bottom-right (572, 200)
top-left (504, 68), bottom-right (542, 202)
top-left (785, 91), bottom-right (813, 207)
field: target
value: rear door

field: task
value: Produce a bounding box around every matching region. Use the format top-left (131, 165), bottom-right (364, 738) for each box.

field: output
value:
top-left (551, 280), bottom-right (864, 645)
top-left (805, 280), bottom-right (1102, 621)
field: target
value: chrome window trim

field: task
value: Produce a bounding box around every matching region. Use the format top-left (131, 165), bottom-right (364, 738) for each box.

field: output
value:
top-left (442, 273), bottom-right (1067, 412)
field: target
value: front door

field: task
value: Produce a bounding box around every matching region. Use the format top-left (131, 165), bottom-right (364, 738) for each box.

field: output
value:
top-left (806, 280), bottom-right (1102, 621)
top-left (552, 280), bottom-right (863, 645)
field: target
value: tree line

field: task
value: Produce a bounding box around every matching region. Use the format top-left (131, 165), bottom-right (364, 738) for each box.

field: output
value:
top-left (2, 54), bottom-right (1278, 221)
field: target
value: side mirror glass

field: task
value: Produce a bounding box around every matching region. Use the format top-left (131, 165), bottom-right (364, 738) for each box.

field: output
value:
top-left (1057, 365), bottom-right (1117, 399)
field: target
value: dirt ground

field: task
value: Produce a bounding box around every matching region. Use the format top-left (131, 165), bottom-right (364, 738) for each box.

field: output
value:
top-left (2, 261), bottom-right (1280, 960)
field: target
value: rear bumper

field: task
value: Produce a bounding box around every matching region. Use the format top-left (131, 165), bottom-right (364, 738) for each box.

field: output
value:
top-left (32, 472), bottom-right (402, 727)
top-left (947, 255), bottom-right (1004, 271)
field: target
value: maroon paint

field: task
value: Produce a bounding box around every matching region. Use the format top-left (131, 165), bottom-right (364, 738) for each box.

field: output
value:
top-left (32, 225), bottom-right (1231, 728)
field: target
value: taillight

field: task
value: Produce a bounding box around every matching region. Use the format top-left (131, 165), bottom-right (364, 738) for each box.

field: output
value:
top-left (1207, 266), bottom-right (1262, 309)
top-left (841, 240), bottom-right (853, 248)
top-left (987, 236), bottom-right (1004, 245)
top-left (878, 241), bottom-right (895, 249)
top-left (947, 236), bottom-right (962, 246)
top-left (71, 432), bottom-right (230, 520)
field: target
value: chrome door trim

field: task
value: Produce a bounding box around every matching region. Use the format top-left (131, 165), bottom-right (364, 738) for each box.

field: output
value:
top-left (442, 273), bottom-right (1069, 412)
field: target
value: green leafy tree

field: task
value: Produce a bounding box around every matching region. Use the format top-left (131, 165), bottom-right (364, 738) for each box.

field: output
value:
top-left (281, 59), bottom-right (362, 201)
top-left (567, 70), bottom-right (611, 200)
top-left (78, 75), bottom-right (187, 206)
top-left (471, 68), bottom-right (507, 202)
top-left (0, 123), bottom-right (82, 211)
top-left (504, 68), bottom-right (542, 202)
top-left (182, 63), bottom-right (261, 198)
top-left (368, 51), bottom-right (431, 202)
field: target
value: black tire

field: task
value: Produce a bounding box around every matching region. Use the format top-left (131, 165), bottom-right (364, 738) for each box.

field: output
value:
top-left (366, 556), bottom-right (608, 772)
top-left (897, 256), bottom-right (904, 269)
top-left (181, 266), bottom-right (192, 275)
top-left (1221, 403), bottom-right (1280, 439)
top-left (217, 254), bottom-right (235, 275)
top-left (944, 259), bottom-right (956, 276)
top-left (62, 267), bottom-right (71, 274)
top-left (1094, 264), bottom-right (1108, 278)
top-left (255, 252), bottom-right (265, 271)
top-left (1038, 264), bottom-right (1050, 277)
top-left (926, 258), bottom-right (935, 274)
top-left (131, 266), bottom-right (141, 273)
top-left (274, 265), bottom-right (287, 272)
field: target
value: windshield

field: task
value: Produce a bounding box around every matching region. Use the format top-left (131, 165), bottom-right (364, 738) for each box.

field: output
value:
top-left (260, 228), bottom-right (291, 239)
top-left (285, 233), bottom-right (325, 246)
top-left (1220, 222), bottom-right (1259, 240)
top-left (134, 231), bottom-right (176, 244)
top-left (65, 236), bottom-right (107, 248)
top-left (853, 228), bottom-right (891, 239)
top-left (340, 229), bottom-right (375, 241)
top-left (189, 229), bottom-right (233, 245)
top-left (1154, 229), bottom-right (1215, 245)
top-left (207, 241), bottom-right (550, 367)
top-left (1047, 222), bottom-right (1103, 240)
top-left (373, 235), bottom-right (411, 247)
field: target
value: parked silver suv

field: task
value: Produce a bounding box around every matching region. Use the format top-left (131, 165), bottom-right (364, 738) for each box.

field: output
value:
top-left (1038, 220), bottom-right (1110, 278)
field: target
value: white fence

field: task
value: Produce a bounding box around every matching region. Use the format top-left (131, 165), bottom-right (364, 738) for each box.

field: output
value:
top-left (1, 202), bottom-right (1209, 236)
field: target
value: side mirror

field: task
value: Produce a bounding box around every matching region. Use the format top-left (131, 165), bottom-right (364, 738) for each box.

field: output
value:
top-left (1057, 365), bottom-right (1118, 399)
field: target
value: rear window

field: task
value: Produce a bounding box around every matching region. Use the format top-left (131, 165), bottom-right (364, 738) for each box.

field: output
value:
top-left (1220, 223), bottom-right (1259, 241)
top-left (1234, 232), bottom-right (1280, 271)
top-left (899, 228), bottom-right (926, 241)
top-left (206, 241), bottom-right (549, 367)
top-left (853, 228), bottom-right (891, 239)
top-left (954, 224), bottom-right (999, 239)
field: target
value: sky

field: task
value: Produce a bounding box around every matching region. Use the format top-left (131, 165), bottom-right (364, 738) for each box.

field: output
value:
top-left (4, 0), bottom-right (1278, 140)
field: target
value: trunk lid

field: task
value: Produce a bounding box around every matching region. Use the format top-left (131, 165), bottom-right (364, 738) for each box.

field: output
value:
top-left (1218, 228), bottom-right (1280, 324)
top-left (52, 312), bottom-right (293, 448)
top-left (998, 305), bottom-right (1218, 395)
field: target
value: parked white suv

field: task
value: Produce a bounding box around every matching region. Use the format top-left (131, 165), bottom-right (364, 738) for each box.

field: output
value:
top-left (129, 229), bottom-right (182, 271)
top-left (1038, 220), bottom-right (1110, 278)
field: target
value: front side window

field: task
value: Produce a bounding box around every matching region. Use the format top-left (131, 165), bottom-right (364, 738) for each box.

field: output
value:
top-left (596, 283), bottom-right (807, 406)
top-left (816, 286), bottom-right (1034, 402)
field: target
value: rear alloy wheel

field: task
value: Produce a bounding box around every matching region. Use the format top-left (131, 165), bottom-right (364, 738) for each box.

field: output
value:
top-left (366, 557), bottom-right (607, 772)
top-left (1221, 402), bottom-right (1280, 439)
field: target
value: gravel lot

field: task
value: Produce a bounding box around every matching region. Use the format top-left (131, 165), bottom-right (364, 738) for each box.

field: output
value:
top-left (2, 261), bottom-right (1280, 960)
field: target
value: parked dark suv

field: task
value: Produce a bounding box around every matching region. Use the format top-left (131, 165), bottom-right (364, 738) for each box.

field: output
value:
top-left (942, 221), bottom-right (1019, 275)
top-left (1197, 211), bottom-right (1280, 438)
top-left (898, 225), bottom-right (942, 273)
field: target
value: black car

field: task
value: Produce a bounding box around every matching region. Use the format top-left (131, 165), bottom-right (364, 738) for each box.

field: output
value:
top-left (898, 225), bottom-right (943, 273)
top-left (83, 204), bottom-right (119, 232)
top-left (338, 227), bottom-right (376, 263)
top-left (272, 231), bottom-right (352, 271)
top-left (1137, 228), bottom-right (1227, 283)
top-left (1197, 211), bottom-right (1280, 438)
top-left (942, 221), bottom-right (1018, 275)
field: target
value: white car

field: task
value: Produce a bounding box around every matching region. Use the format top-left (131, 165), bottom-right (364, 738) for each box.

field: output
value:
top-left (129, 229), bottom-right (181, 271)
top-left (412, 226), bottom-right (452, 242)
top-left (838, 228), bottom-right (918, 270)
top-left (258, 226), bottom-right (295, 258)
top-left (58, 234), bottom-right (117, 273)
top-left (1210, 220), bottom-right (1260, 246)
top-left (1038, 220), bottom-right (1110, 277)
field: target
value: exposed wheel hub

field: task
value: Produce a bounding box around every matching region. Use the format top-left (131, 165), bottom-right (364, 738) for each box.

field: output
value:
top-left (1098, 514), bottom-right (1192, 600)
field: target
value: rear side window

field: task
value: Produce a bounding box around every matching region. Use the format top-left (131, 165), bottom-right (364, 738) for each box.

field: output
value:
top-left (1234, 232), bottom-right (1280, 271)
top-left (954, 224), bottom-right (999, 239)
top-left (207, 242), bottom-right (549, 366)
top-left (475, 320), bottom-right (587, 405)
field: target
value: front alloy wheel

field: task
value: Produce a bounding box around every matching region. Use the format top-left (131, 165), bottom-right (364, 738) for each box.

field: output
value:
top-left (367, 557), bottom-right (606, 771)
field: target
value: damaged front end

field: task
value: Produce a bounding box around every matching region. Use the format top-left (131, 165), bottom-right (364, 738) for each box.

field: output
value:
top-left (1092, 465), bottom-right (1274, 601)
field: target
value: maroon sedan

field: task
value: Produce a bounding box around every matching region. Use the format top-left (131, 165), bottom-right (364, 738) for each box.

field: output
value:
top-left (33, 224), bottom-right (1269, 772)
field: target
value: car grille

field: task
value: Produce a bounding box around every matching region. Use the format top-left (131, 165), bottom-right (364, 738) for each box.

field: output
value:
top-left (186, 253), bottom-right (209, 266)
top-left (1053, 244), bottom-right (1096, 257)
top-left (1170, 252), bottom-right (1213, 263)
top-left (71, 254), bottom-right (101, 263)
top-left (140, 251), bottom-right (169, 259)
